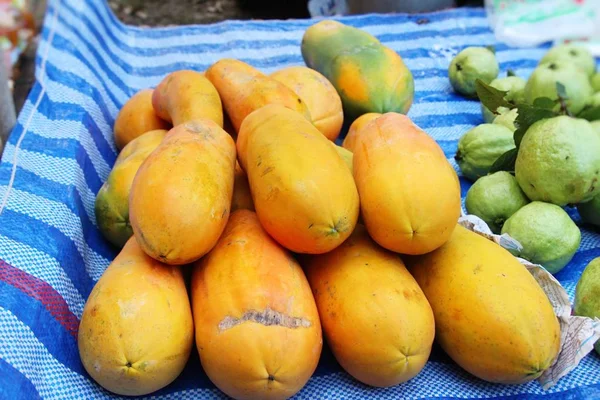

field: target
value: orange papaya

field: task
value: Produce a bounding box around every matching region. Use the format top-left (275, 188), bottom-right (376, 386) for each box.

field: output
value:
top-left (353, 113), bottom-right (461, 255)
top-left (152, 70), bottom-right (223, 127)
top-left (114, 89), bottom-right (170, 149)
top-left (237, 104), bottom-right (359, 254)
top-left (191, 210), bottom-right (322, 400)
top-left (129, 120), bottom-right (236, 265)
top-left (270, 66), bottom-right (343, 141)
top-left (205, 59), bottom-right (311, 133)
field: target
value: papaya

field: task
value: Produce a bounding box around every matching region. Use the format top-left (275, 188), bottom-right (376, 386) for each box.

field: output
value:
top-left (152, 70), bottom-right (223, 127)
top-left (301, 20), bottom-right (414, 121)
top-left (113, 89), bottom-right (170, 150)
top-left (96, 129), bottom-right (167, 248)
top-left (237, 104), bottom-right (359, 254)
top-left (78, 237), bottom-right (194, 396)
top-left (342, 112), bottom-right (381, 153)
top-left (205, 59), bottom-right (311, 133)
top-left (231, 161), bottom-right (255, 212)
top-left (353, 113), bottom-right (461, 255)
top-left (129, 120), bottom-right (236, 265)
top-left (405, 225), bottom-right (561, 384)
top-left (303, 224), bottom-right (434, 387)
top-left (332, 143), bottom-right (353, 172)
top-left (270, 66), bottom-right (343, 141)
top-left (191, 210), bottom-right (322, 400)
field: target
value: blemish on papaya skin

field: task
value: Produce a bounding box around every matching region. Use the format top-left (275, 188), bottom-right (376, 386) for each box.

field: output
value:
top-left (218, 307), bottom-right (312, 332)
top-left (473, 264), bottom-right (482, 274)
top-left (261, 166), bottom-right (274, 177)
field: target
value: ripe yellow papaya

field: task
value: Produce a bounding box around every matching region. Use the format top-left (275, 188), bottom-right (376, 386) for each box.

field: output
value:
top-left (152, 70), bottom-right (223, 127)
top-left (353, 113), bottom-right (461, 255)
top-left (342, 112), bottom-right (381, 153)
top-left (303, 224), bottom-right (435, 387)
top-left (270, 65), bottom-right (343, 141)
top-left (332, 142), bottom-right (353, 172)
top-left (205, 59), bottom-right (311, 133)
top-left (231, 161), bottom-right (254, 212)
top-left (113, 89), bottom-right (170, 149)
top-left (129, 120), bottom-right (236, 265)
top-left (95, 129), bottom-right (167, 248)
top-left (405, 225), bottom-right (561, 384)
top-left (237, 104), bottom-right (359, 254)
top-left (301, 20), bottom-right (414, 121)
top-left (191, 210), bottom-right (322, 400)
top-left (78, 237), bottom-right (194, 396)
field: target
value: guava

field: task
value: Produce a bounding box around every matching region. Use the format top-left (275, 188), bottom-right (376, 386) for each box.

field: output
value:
top-left (493, 108), bottom-right (518, 132)
top-left (539, 43), bottom-right (596, 77)
top-left (449, 47), bottom-right (499, 97)
top-left (583, 92), bottom-right (600, 110)
top-left (515, 116), bottom-right (600, 206)
top-left (481, 76), bottom-right (526, 123)
top-left (593, 73), bottom-right (600, 92)
top-left (578, 193), bottom-right (600, 227)
top-left (524, 61), bottom-right (593, 115)
top-left (574, 257), bottom-right (600, 355)
top-left (501, 201), bottom-right (581, 274)
top-left (465, 171), bottom-right (530, 233)
top-left (592, 121), bottom-right (600, 135)
top-left (455, 123), bottom-right (515, 181)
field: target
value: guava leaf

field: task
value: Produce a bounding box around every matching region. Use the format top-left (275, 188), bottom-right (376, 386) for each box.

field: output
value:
top-left (513, 102), bottom-right (559, 148)
top-left (490, 148), bottom-right (518, 174)
top-left (532, 97), bottom-right (557, 110)
top-left (507, 69), bottom-right (517, 77)
top-left (556, 82), bottom-right (568, 100)
top-left (577, 105), bottom-right (600, 121)
top-left (475, 79), bottom-right (514, 116)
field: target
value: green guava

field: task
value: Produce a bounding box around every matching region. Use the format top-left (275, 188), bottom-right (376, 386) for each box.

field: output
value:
top-left (501, 201), bottom-right (581, 274)
top-left (465, 171), bottom-right (530, 233)
top-left (592, 121), bottom-right (600, 135)
top-left (481, 76), bottom-right (526, 123)
top-left (574, 257), bottom-right (600, 355)
top-left (593, 73), bottom-right (600, 92)
top-left (449, 47), bottom-right (499, 97)
top-left (515, 116), bottom-right (600, 206)
top-left (539, 43), bottom-right (596, 77)
top-left (578, 193), bottom-right (600, 227)
top-left (455, 123), bottom-right (515, 181)
top-left (583, 92), bottom-right (600, 110)
top-left (493, 108), bottom-right (518, 132)
top-left (524, 61), bottom-right (593, 115)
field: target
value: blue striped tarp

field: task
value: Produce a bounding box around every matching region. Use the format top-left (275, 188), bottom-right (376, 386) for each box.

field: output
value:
top-left (0, 0), bottom-right (599, 399)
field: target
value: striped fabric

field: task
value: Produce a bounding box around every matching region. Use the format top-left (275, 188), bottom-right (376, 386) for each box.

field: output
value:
top-left (0, 0), bottom-right (599, 398)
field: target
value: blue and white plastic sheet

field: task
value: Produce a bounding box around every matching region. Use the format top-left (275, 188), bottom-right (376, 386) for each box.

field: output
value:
top-left (0, 0), bottom-right (599, 398)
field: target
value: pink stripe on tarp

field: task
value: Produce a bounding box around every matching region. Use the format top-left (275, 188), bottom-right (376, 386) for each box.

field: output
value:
top-left (0, 259), bottom-right (79, 337)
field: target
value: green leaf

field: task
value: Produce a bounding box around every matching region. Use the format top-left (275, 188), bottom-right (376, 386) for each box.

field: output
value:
top-left (507, 69), bottom-right (517, 77)
top-left (556, 82), bottom-right (568, 100)
top-left (577, 105), bottom-right (600, 121)
top-left (532, 96), bottom-right (558, 110)
top-left (475, 79), bottom-right (514, 116)
top-left (490, 148), bottom-right (518, 174)
top-left (513, 102), bottom-right (559, 148)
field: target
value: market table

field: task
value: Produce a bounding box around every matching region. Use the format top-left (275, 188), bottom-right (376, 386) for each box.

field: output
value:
top-left (0, 0), bottom-right (599, 399)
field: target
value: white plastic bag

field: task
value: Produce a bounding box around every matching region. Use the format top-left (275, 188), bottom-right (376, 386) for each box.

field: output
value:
top-left (484, 0), bottom-right (600, 54)
top-left (308, 0), bottom-right (349, 17)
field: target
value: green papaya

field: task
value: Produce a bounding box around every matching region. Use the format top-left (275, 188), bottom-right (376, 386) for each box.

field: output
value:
top-left (455, 124), bottom-right (515, 182)
top-left (301, 20), bottom-right (414, 121)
